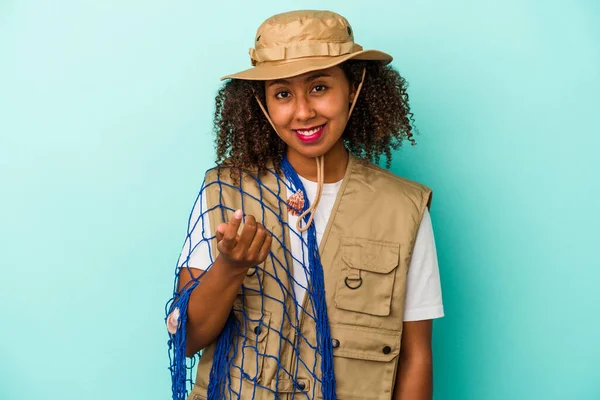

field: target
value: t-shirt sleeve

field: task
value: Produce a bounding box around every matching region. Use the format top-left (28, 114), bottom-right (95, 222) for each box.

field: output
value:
top-left (177, 191), bottom-right (214, 271)
top-left (403, 208), bottom-right (445, 321)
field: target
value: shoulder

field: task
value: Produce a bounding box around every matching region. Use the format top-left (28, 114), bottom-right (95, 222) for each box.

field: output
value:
top-left (350, 155), bottom-right (433, 209)
top-left (203, 162), bottom-right (260, 184)
top-left (203, 162), bottom-right (277, 194)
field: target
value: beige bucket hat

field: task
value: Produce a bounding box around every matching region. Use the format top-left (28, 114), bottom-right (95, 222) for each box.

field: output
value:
top-left (221, 10), bottom-right (393, 81)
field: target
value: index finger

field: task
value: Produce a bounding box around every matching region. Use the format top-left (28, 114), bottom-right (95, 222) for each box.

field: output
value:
top-left (224, 209), bottom-right (243, 243)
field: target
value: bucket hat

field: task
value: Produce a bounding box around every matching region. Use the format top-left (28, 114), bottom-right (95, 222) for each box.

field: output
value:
top-left (221, 10), bottom-right (392, 81)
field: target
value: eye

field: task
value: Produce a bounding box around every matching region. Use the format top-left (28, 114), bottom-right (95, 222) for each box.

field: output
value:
top-left (312, 85), bottom-right (328, 93)
top-left (275, 90), bottom-right (291, 100)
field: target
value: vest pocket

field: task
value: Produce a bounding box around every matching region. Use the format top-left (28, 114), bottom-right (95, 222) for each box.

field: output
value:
top-left (318, 324), bottom-right (401, 400)
top-left (229, 307), bottom-right (271, 383)
top-left (334, 237), bottom-right (401, 316)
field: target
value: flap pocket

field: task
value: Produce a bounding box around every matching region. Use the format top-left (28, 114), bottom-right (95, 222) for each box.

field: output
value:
top-left (317, 324), bottom-right (402, 399)
top-left (232, 306), bottom-right (270, 343)
top-left (331, 324), bottom-right (401, 362)
top-left (341, 237), bottom-right (400, 274)
top-left (335, 238), bottom-right (401, 316)
top-left (229, 306), bottom-right (271, 382)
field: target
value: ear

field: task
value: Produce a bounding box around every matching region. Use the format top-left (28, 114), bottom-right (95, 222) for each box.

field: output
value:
top-left (349, 86), bottom-right (357, 103)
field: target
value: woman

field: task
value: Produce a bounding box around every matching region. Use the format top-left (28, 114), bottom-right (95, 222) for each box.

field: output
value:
top-left (167, 9), bottom-right (444, 400)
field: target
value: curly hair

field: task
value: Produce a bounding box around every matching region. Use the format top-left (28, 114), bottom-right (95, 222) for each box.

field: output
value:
top-left (213, 60), bottom-right (416, 176)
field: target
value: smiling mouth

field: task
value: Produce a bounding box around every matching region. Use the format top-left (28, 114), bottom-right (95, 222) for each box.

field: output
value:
top-left (294, 124), bottom-right (326, 137)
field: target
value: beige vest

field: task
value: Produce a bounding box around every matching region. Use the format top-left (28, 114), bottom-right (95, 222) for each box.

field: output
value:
top-left (188, 154), bottom-right (432, 400)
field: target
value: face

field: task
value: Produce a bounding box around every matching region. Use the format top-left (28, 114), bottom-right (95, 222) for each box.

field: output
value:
top-left (264, 66), bottom-right (356, 160)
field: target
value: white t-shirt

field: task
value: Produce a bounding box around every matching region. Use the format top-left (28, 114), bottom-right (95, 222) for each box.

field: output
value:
top-left (178, 176), bottom-right (444, 321)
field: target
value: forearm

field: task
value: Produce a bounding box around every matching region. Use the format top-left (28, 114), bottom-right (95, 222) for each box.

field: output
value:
top-left (179, 256), bottom-right (248, 356)
top-left (393, 352), bottom-right (433, 400)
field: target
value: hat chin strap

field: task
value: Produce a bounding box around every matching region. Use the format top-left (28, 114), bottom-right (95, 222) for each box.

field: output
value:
top-left (255, 67), bottom-right (367, 232)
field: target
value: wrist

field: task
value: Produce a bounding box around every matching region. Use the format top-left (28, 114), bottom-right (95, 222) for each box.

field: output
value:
top-left (215, 255), bottom-right (251, 280)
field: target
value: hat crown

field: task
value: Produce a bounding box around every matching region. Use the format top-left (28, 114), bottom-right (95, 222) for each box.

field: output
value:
top-left (221, 9), bottom-right (392, 81)
top-left (250, 10), bottom-right (359, 66)
top-left (255, 10), bottom-right (354, 49)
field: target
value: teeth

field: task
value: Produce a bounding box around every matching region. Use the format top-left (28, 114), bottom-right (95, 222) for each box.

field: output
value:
top-left (296, 125), bottom-right (323, 136)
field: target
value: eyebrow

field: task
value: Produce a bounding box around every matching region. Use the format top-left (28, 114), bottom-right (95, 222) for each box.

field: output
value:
top-left (267, 72), bottom-right (332, 88)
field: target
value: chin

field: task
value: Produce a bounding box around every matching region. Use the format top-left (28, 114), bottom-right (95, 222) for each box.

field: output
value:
top-left (289, 143), bottom-right (333, 160)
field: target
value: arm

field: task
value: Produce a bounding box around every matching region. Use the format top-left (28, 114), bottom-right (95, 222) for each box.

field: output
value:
top-left (178, 256), bottom-right (247, 357)
top-left (393, 208), bottom-right (443, 398)
top-left (393, 319), bottom-right (434, 400)
top-left (177, 211), bottom-right (272, 357)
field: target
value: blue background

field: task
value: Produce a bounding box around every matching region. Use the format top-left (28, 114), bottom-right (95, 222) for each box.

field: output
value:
top-left (1, 0), bottom-right (599, 399)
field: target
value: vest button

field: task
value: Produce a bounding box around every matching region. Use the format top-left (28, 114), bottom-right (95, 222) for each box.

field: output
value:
top-left (254, 326), bottom-right (261, 335)
top-left (382, 345), bottom-right (392, 354)
top-left (331, 339), bottom-right (340, 348)
top-left (297, 381), bottom-right (306, 390)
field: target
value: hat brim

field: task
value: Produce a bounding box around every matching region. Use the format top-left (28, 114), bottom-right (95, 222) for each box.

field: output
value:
top-left (220, 50), bottom-right (392, 81)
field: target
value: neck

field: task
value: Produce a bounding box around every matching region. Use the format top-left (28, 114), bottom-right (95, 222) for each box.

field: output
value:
top-left (286, 140), bottom-right (348, 183)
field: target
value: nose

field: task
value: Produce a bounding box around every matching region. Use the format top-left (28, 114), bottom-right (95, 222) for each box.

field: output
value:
top-left (294, 94), bottom-right (316, 122)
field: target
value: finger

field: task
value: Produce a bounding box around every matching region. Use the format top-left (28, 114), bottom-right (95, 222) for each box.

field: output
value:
top-left (215, 223), bottom-right (226, 242)
top-left (236, 215), bottom-right (258, 254)
top-left (222, 210), bottom-right (243, 250)
top-left (257, 232), bottom-right (273, 262)
top-left (246, 224), bottom-right (268, 258)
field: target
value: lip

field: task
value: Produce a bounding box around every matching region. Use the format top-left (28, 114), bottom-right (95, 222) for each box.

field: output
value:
top-left (293, 124), bottom-right (326, 143)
